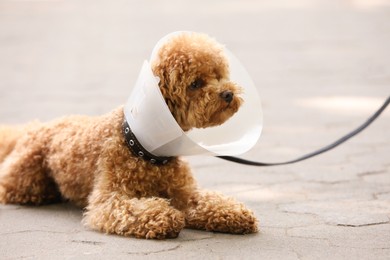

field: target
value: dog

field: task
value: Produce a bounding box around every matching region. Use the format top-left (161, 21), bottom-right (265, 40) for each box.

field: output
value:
top-left (0, 32), bottom-right (258, 239)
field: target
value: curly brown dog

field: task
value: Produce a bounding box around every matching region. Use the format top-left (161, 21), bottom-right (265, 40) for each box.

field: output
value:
top-left (0, 33), bottom-right (258, 239)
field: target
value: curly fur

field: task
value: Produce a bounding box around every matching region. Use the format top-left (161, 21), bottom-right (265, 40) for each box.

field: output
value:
top-left (0, 32), bottom-right (258, 239)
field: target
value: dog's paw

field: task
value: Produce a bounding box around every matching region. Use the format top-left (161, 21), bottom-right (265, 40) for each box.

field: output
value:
top-left (136, 207), bottom-right (185, 239)
top-left (205, 207), bottom-right (259, 234)
top-left (185, 192), bottom-right (259, 234)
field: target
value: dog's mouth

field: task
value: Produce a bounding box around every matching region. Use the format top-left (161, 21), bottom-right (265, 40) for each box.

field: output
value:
top-left (207, 95), bottom-right (243, 127)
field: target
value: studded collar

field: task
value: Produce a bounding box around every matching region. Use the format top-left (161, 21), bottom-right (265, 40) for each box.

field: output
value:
top-left (122, 119), bottom-right (172, 165)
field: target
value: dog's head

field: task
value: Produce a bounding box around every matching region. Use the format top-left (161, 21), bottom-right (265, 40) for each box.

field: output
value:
top-left (152, 33), bottom-right (243, 132)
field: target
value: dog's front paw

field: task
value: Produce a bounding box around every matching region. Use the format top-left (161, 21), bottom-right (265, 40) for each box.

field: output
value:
top-left (205, 206), bottom-right (259, 234)
top-left (139, 208), bottom-right (185, 239)
top-left (185, 191), bottom-right (259, 234)
top-left (84, 197), bottom-right (185, 239)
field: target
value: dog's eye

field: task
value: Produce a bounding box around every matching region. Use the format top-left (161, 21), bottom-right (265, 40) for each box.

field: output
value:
top-left (189, 78), bottom-right (205, 90)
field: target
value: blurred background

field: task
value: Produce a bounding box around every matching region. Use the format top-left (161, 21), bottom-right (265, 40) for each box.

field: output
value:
top-left (0, 0), bottom-right (389, 159)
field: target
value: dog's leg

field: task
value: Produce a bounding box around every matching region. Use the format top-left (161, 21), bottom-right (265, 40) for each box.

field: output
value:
top-left (83, 193), bottom-right (185, 239)
top-left (184, 190), bottom-right (258, 234)
top-left (0, 147), bottom-right (61, 205)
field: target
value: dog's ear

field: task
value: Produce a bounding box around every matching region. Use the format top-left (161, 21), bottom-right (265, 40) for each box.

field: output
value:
top-left (152, 61), bottom-right (177, 108)
top-left (152, 60), bottom-right (191, 130)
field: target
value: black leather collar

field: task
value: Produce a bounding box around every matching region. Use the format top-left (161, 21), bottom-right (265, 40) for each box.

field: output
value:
top-left (122, 119), bottom-right (172, 165)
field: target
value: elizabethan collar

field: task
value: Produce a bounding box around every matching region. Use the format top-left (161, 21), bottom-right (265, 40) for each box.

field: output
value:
top-left (124, 32), bottom-right (262, 157)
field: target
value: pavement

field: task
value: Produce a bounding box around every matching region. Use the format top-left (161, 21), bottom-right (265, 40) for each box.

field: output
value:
top-left (0, 0), bottom-right (389, 259)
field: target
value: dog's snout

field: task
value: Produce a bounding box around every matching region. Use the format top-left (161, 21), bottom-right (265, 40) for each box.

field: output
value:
top-left (220, 91), bottom-right (234, 103)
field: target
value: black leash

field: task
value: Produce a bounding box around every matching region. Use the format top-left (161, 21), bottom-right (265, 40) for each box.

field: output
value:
top-left (217, 95), bottom-right (390, 166)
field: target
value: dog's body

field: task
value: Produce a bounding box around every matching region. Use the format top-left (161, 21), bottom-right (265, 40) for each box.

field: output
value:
top-left (0, 33), bottom-right (258, 239)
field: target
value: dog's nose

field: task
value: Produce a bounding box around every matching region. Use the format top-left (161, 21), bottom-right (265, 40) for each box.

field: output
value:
top-left (220, 91), bottom-right (234, 103)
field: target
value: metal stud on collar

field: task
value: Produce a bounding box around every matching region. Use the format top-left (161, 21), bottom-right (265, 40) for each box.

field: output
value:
top-left (122, 118), bottom-right (172, 165)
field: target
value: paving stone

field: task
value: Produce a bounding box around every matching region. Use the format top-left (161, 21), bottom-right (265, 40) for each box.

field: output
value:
top-left (294, 165), bottom-right (360, 183)
top-left (287, 224), bottom-right (390, 250)
top-left (322, 212), bottom-right (389, 226)
top-left (362, 172), bottom-right (390, 185)
top-left (376, 192), bottom-right (390, 200)
top-left (259, 210), bottom-right (321, 229)
top-left (282, 200), bottom-right (390, 226)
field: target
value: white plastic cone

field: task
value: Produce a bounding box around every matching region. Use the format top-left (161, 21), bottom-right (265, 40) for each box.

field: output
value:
top-left (124, 31), bottom-right (262, 157)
